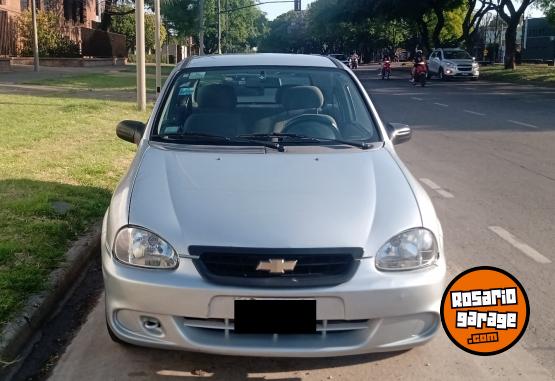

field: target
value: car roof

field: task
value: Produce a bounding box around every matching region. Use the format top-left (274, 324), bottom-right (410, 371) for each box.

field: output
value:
top-left (180, 53), bottom-right (338, 69)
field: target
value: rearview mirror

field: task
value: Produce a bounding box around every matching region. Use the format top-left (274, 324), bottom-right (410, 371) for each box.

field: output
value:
top-left (116, 120), bottom-right (146, 144)
top-left (387, 122), bottom-right (412, 145)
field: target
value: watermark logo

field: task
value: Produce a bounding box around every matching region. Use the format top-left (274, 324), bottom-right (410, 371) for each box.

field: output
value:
top-left (441, 266), bottom-right (529, 355)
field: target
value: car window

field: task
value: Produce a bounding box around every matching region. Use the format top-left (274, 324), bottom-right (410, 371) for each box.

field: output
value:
top-left (443, 50), bottom-right (472, 60)
top-left (153, 66), bottom-right (379, 145)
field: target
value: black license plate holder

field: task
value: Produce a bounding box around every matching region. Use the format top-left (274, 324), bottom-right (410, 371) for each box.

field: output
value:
top-left (234, 300), bottom-right (316, 334)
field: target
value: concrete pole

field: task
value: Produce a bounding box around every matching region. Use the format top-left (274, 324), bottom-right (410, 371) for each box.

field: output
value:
top-left (135, 0), bottom-right (146, 111)
top-left (198, 0), bottom-right (204, 55)
top-left (217, 0), bottom-right (221, 54)
top-left (155, 0), bottom-right (162, 97)
top-left (31, 0), bottom-right (39, 72)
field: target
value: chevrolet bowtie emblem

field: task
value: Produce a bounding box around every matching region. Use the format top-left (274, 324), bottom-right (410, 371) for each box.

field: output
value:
top-left (256, 259), bottom-right (297, 274)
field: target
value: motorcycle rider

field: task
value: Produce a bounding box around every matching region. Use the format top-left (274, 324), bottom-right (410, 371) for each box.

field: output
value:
top-left (382, 55), bottom-right (392, 79)
top-left (410, 50), bottom-right (427, 83)
top-left (350, 52), bottom-right (359, 69)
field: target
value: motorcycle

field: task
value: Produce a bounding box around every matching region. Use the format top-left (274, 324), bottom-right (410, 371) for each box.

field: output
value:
top-left (381, 60), bottom-right (391, 79)
top-left (413, 61), bottom-right (427, 87)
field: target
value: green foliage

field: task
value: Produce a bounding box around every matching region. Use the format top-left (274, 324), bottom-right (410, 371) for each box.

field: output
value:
top-left (162, 0), bottom-right (268, 53)
top-left (110, 5), bottom-right (168, 51)
top-left (538, 0), bottom-right (555, 24)
top-left (17, 10), bottom-right (80, 57)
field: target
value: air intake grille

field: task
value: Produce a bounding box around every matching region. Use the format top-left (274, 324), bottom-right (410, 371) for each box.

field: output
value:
top-left (190, 246), bottom-right (363, 288)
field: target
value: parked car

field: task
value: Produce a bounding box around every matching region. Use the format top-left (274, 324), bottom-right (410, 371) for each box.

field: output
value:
top-left (103, 53), bottom-right (445, 357)
top-left (327, 53), bottom-right (350, 66)
top-left (428, 48), bottom-right (479, 80)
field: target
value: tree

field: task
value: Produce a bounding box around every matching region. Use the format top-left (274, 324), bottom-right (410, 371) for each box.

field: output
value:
top-left (538, 0), bottom-right (555, 24)
top-left (17, 10), bottom-right (80, 57)
top-left (496, 0), bottom-right (536, 69)
top-left (162, 0), bottom-right (268, 53)
top-left (110, 5), bottom-right (168, 52)
top-left (458, 0), bottom-right (496, 50)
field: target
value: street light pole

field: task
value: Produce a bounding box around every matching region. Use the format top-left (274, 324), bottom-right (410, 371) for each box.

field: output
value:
top-left (198, 0), bottom-right (205, 55)
top-left (154, 0), bottom-right (162, 97)
top-left (135, 0), bottom-right (146, 111)
top-left (217, 0), bottom-right (221, 54)
top-left (31, 0), bottom-right (39, 72)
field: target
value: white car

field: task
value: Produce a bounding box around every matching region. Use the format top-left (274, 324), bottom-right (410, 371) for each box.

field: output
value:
top-left (428, 48), bottom-right (479, 80)
top-left (102, 53), bottom-right (446, 357)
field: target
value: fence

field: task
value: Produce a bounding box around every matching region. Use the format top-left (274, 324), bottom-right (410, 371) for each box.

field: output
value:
top-left (0, 10), bottom-right (17, 57)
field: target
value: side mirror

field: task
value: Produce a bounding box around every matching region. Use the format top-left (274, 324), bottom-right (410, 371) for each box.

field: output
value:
top-left (387, 122), bottom-right (412, 145)
top-left (116, 120), bottom-right (146, 144)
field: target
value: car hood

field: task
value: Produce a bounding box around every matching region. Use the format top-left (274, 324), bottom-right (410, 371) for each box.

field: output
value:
top-left (128, 145), bottom-right (422, 255)
top-left (445, 59), bottom-right (473, 66)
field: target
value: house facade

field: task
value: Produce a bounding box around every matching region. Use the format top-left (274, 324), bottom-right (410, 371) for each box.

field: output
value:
top-left (0, 0), bottom-right (100, 56)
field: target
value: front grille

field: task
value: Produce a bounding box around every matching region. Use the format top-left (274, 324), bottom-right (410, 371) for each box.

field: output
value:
top-left (182, 317), bottom-right (370, 334)
top-left (190, 246), bottom-right (363, 287)
top-left (458, 67), bottom-right (472, 71)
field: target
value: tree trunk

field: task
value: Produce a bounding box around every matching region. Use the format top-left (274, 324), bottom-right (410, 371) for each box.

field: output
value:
top-left (416, 17), bottom-right (431, 54)
top-left (432, 4), bottom-right (445, 48)
top-left (504, 21), bottom-right (518, 69)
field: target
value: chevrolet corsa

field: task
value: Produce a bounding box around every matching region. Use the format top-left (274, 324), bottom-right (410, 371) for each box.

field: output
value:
top-left (103, 54), bottom-right (446, 357)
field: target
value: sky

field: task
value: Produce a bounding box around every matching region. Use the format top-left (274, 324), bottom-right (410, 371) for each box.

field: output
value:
top-left (257, 0), bottom-right (315, 20)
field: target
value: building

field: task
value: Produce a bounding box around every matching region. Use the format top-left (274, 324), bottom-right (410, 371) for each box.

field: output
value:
top-left (0, 0), bottom-right (100, 56)
top-left (522, 17), bottom-right (555, 61)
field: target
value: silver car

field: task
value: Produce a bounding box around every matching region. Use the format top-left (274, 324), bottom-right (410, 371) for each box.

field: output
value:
top-left (102, 53), bottom-right (445, 357)
top-left (428, 48), bottom-right (479, 80)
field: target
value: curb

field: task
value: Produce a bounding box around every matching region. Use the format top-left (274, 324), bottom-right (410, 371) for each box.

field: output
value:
top-left (0, 222), bottom-right (102, 379)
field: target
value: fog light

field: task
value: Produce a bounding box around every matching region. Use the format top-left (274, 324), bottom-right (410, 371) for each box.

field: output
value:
top-left (141, 316), bottom-right (162, 334)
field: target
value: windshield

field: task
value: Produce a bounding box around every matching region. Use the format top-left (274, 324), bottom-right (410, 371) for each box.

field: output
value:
top-left (153, 66), bottom-right (379, 147)
top-left (443, 50), bottom-right (472, 60)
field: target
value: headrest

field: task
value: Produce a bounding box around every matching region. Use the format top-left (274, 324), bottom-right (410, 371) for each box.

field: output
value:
top-left (196, 84), bottom-right (237, 110)
top-left (281, 86), bottom-right (324, 111)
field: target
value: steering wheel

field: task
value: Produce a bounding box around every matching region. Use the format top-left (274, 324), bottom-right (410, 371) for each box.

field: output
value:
top-left (281, 114), bottom-right (340, 140)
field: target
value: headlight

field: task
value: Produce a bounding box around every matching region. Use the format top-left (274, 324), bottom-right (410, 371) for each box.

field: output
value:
top-left (113, 226), bottom-right (178, 269)
top-left (472, 62), bottom-right (479, 68)
top-left (375, 228), bottom-right (438, 271)
top-left (444, 62), bottom-right (455, 68)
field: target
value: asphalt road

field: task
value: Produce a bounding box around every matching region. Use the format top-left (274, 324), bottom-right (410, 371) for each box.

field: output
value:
top-left (47, 66), bottom-right (555, 381)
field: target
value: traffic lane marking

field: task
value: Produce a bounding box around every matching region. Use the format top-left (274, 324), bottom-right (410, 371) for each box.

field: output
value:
top-left (419, 178), bottom-right (454, 198)
top-left (412, 97), bottom-right (424, 101)
top-left (464, 110), bottom-right (486, 116)
top-left (434, 102), bottom-right (449, 107)
top-left (507, 119), bottom-right (539, 129)
top-left (488, 226), bottom-right (551, 264)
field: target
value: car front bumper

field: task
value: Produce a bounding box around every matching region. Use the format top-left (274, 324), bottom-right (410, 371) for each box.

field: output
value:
top-left (444, 67), bottom-right (479, 78)
top-left (102, 243), bottom-right (446, 357)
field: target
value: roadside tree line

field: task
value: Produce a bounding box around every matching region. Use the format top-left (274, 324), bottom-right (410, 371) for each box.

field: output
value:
top-left (259, 0), bottom-right (554, 70)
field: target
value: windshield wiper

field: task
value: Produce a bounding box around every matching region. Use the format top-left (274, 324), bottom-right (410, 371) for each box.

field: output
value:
top-left (154, 132), bottom-right (285, 152)
top-left (239, 133), bottom-right (373, 150)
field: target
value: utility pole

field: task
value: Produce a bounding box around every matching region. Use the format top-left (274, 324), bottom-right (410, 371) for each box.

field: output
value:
top-left (154, 0), bottom-right (162, 97)
top-left (198, 0), bottom-right (205, 55)
top-left (31, 0), bottom-right (39, 72)
top-left (217, 0), bottom-right (222, 54)
top-left (135, 0), bottom-right (146, 111)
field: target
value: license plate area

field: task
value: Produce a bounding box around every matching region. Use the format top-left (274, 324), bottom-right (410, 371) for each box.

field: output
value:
top-left (234, 300), bottom-right (316, 334)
